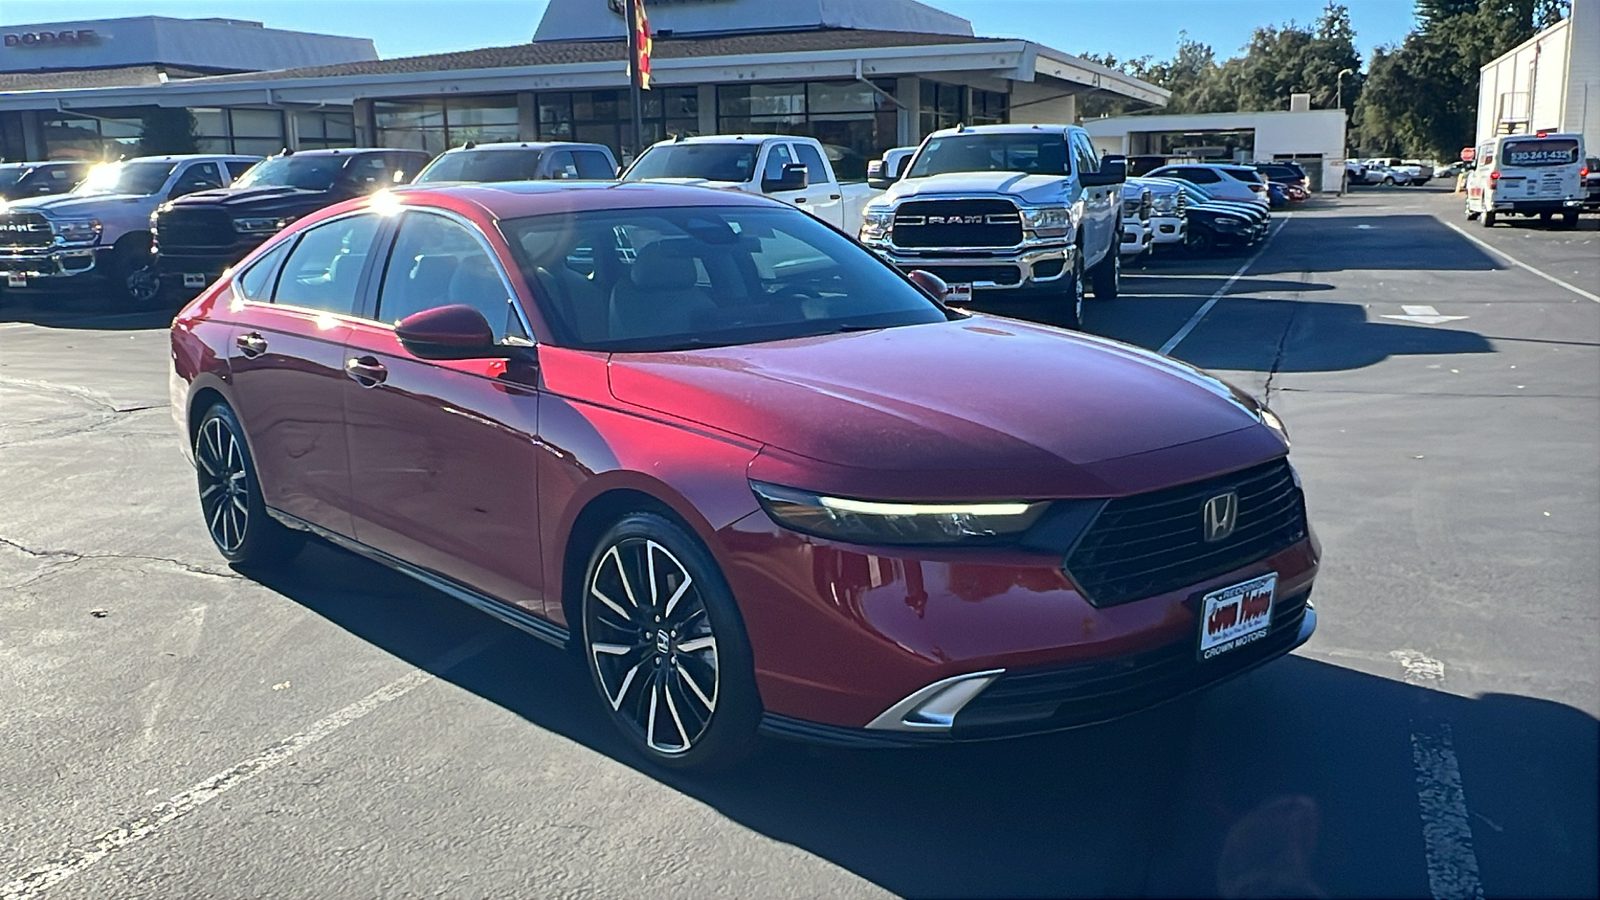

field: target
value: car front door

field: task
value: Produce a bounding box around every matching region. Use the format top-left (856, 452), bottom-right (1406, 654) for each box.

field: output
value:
top-left (1072, 134), bottom-right (1113, 264)
top-left (340, 208), bottom-right (546, 613)
top-left (791, 142), bottom-right (845, 227)
top-left (224, 212), bottom-right (384, 536)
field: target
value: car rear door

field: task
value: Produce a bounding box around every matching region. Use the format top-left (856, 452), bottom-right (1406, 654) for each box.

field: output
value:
top-left (224, 212), bottom-right (384, 536)
top-left (340, 207), bottom-right (546, 613)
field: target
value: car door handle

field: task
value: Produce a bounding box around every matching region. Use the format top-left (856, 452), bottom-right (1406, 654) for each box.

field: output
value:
top-left (793, 197), bottom-right (807, 204)
top-left (345, 356), bottom-right (388, 387)
top-left (828, 194), bottom-right (841, 200)
top-left (235, 332), bottom-right (267, 358)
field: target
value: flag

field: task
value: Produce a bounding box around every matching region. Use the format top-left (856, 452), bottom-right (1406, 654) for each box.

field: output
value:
top-left (632, 0), bottom-right (652, 90)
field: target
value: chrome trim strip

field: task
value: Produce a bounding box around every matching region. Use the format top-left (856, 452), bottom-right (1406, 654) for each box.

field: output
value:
top-left (865, 668), bottom-right (1004, 731)
top-left (265, 507), bottom-right (570, 649)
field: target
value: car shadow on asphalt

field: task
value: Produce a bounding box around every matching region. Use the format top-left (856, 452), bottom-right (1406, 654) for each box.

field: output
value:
top-left (248, 541), bottom-right (1598, 899)
top-left (1244, 214), bottom-right (1503, 277)
top-left (0, 294), bottom-right (183, 331)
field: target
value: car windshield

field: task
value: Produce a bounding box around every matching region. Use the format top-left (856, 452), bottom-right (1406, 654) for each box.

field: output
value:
top-left (75, 160), bottom-right (176, 196)
top-left (1501, 139), bottom-right (1580, 167)
top-left (417, 149), bottom-right (541, 184)
top-left (907, 133), bottom-right (1070, 178)
top-left (0, 166), bottom-right (27, 188)
top-left (232, 156), bottom-right (346, 191)
top-left (500, 205), bottom-right (950, 352)
top-left (623, 144), bottom-right (759, 183)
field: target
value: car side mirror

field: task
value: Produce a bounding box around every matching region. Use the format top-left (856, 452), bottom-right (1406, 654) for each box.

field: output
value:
top-left (866, 159), bottom-right (889, 190)
top-left (1082, 156), bottom-right (1127, 187)
top-left (396, 304), bottom-right (506, 360)
top-left (906, 269), bottom-right (949, 303)
top-left (762, 162), bottom-right (809, 193)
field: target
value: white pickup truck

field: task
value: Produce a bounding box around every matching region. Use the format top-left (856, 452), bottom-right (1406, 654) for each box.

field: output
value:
top-left (621, 135), bottom-right (878, 234)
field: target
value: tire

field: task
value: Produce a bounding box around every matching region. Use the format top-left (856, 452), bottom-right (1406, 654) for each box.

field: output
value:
top-left (1089, 240), bottom-right (1120, 301)
top-left (580, 511), bottom-right (761, 771)
top-left (1056, 245), bottom-right (1086, 329)
top-left (1539, 212), bottom-right (1553, 226)
top-left (109, 235), bottom-right (160, 306)
top-left (1465, 208), bottom-right (1480, 221)
top-left (1481, 210), bottom-right (1496, 228)
top-left (1383, 176), bottom-right (1396, 186)
top-left (1186, 225), bottom-right (1218, 256)
top-left (194, 403), bottom-right (305, 568)
top-left (1561, 211), bottom-right (1579, 229)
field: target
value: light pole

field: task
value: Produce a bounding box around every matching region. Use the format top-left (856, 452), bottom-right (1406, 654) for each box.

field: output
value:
top-left (1336, 67), bottom-right (1355, 111)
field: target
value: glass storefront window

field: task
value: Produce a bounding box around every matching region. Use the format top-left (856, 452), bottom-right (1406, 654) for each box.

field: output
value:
top-left (40, 112), bottom-right (142, 161)
top-left (189, 107), bottom-right (285, 156)
top-left (296, 111), bottom-right (356, 150)
top-left (535, 87), bottom-right (697, 164)
top-left (716, 80), bottom-right (896, 182)
top-left (376, 96), bottom-right (519, 156)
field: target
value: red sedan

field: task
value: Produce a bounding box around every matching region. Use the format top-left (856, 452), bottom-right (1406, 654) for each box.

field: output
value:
top-left (170, 182), bottom-right (1317, 769)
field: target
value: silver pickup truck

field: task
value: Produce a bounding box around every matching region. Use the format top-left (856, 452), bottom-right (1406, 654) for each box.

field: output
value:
top-left (858, 123), bottom-right (1125, 329)
top-left (0, 154), bottom-right (259, 302)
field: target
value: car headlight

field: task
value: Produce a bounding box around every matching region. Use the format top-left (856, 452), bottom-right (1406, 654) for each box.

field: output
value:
top-left (1260, 406), bottom-right (1290, 448)
top-left (51, 218), bottom-right (102, 245)
top-left (1020, 205), bottom-right (1072, 238)
top-left (751, 481), bottom-right (1048, 545)
top-left (233, 216), bottom-right (285, 234)
top-left (859, 205), bottom-right (895, 240)
top-left (1152, 196), bottom-right (1179, 214)
top-left (1214, 216), bottom-right (1243, 226)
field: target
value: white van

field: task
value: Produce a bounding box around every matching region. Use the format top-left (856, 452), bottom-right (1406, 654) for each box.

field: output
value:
top-left (1465, 132), bottom-right (1587, 228)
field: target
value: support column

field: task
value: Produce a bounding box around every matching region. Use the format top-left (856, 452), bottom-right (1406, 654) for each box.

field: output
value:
top-left (353, 98), bottom-right (375, 147)
top-left (897, 75), bottom-right (920, 145)
top-left (518, 91), bottom-right (537, 140)
top-left (697, 84), bottom-right (716, 136)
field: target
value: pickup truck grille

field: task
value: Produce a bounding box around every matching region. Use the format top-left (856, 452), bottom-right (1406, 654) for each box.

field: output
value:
top-left (892, 199), bottom-right (1021, 249)
top-left (1065, 458), bottom-right (1307, 608)
top-left (0, 212), bottom-right (53, 249)
top-left (157, 208), bottom-right (237, 249)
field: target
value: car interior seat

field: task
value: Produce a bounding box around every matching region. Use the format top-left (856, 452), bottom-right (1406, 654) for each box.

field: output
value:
top-left (608, 239), bottom-right (715, 342)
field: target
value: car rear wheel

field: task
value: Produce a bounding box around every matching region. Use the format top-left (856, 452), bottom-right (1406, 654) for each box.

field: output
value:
top-left (1383, 176), bottom-right (1396, 186)
top-left (1465, 207), bottom-right (1480, 221)
top-left (1090, 241), bottom-right (1120, 301)
top-left (1481, 210), bottom-right (1497, 228)
top-left (581, 512), bottom-right (760, 771)
top-left (194, 403), bottom-right (304, 568)
top-left (1561, 211), bottom-right (1579, 229)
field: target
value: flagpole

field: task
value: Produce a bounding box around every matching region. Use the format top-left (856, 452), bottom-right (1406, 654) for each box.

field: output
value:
top-left (624, 0), bottom-right (645, 164)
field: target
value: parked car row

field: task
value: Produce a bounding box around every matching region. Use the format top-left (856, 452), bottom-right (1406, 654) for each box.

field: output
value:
top-left (1347, 157), bottom-right (1434, 186)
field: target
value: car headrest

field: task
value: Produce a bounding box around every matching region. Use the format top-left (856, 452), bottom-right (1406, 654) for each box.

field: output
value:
top-left (629, 240), bottom-right (698, 291)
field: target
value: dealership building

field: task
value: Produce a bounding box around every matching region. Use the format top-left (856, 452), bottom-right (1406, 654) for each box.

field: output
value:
top-left (0, 0), bottom-right (1167, 170)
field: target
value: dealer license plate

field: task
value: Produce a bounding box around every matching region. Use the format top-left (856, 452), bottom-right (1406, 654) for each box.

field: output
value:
top-left (1198, 572), bottom-right (1276, 661)
top-left (945, 282), bottom-right (972, 304)
top-left (183, 273), bottom-right (208, 288)
top-left (6, 272), bottom-right (26, 289)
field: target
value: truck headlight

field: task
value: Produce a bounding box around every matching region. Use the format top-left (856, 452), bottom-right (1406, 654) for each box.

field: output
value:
top-left (233, 216), bottom-right (284, 234)
top-left (51, 218), bottom-right (102, 245)
top-left (1214, 216), bottom-right (1243, 227)
top-left (1152, 195), bottom-right (1179, 215)
top-left (752, 481), bottom-right (1047, 545)
top-left (859, 206), bottom-right (895, 240)
top-left (1020, 205), bottom-right (1072, 238)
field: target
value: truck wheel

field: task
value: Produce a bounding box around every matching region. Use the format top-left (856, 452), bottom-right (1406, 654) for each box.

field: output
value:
top-left (1539, 212), bottom-right (1553, 226)
top-left (1465, 207), bottom-right (1480, 221)
top-left (1090, 243), bottom-right (1120, 301)
top-left (109, 234), bottom-right (159, 306)
top-left (1058, 250), bottom-right (1085, 330)
top-left (1561, 211), bottom-right (1579, 229)
top-left (1480, 211), bottom-right (1496, 228)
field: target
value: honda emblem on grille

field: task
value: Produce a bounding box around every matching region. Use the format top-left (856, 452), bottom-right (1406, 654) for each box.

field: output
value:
top-left (1202, 492), bottom-right (1239, 543)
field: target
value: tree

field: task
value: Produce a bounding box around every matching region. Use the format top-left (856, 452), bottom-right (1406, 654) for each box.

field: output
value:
top-left (137, 108), bottom-right (199, 157)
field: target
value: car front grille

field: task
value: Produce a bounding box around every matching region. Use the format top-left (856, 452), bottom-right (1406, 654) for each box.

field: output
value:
top-left (909, 264), bottom-right (1022, 287)
top-left (0, 212), bottom-right (53, 249)
top-left (1065, 458), bottom-right (1306, 608)
top-left (157, 208), bottom-right (237, 249)
top-left (951, 591), bottom-right (1309, 736)
top-left (892, 199), bottom-right (1022, 249)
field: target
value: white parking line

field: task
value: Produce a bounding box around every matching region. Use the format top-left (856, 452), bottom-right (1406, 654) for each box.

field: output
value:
top-left (1159, 213), bottom-right (1292, 355)
top-left (0, 631), bottom-right (500, 900)
top-left (1390, 649), bottom-right (1485, 900)
top-left (1445, 222), bottom-right (1600, 303)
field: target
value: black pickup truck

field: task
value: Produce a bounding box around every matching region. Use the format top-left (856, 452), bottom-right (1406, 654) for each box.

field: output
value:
top-left (0, 161), bottom-right (91, 201)
top-left (152, 148), bottom-right (428, 294)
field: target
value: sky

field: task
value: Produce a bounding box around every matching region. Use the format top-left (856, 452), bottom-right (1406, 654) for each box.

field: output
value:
top-left (0, 0), bottom-right (1420, 70)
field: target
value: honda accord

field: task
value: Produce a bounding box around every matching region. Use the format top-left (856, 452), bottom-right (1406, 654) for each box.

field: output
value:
top-left (170, 182), bottom-right (1318, 770)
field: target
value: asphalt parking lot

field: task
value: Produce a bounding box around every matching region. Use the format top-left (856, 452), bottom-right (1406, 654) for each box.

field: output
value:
top-left (1, 186), bottom-right (1595, 899)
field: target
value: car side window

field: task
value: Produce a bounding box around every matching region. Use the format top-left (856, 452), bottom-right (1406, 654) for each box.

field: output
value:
top-left (1189, 168), bottom-right (1221, 184)
top-left (573, 150), bottom-right (615, 179)
top-left (376, 211), bottom-right (528, 341)
top-left (763, 143), bottom-right (794, 181)
top-left (236, 241), bottom-right (291, 301)
top-left (792, 143), bottom-right (828, 183)
top-left (546, 150), bottom-right (580, 179)
top-left (1071, 135), bottom-right (1099, 175)
top-left (273, 214), bottom-right (380, 315)
top-left (387, 153), bottom-right (421, 185)
top-left (171, 162), bottom-right (224, 197)
top-left (225, 160), bottom-right (256, 182)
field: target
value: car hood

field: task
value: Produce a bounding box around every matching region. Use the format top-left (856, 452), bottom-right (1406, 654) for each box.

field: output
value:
top-left (884, 172), bottom-right (1073, 205)
top-left (607, 316), bottom-right (1282, 500)
top-left (5, 192), bottom-right (148, 215)
top-left (166, 186), bottom-right (335, 216)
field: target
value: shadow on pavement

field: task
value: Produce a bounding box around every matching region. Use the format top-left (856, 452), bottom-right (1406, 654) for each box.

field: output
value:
top-left (246, 541), bottom-right (1599, 898)
top-left (0, 291), bottom-right (180, 331)
top-left (1247, 215), bottom-right (1502, 276)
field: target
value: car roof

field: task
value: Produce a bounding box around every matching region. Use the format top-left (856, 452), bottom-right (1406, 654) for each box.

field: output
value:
top-left (395, 180), bottom-right (780, 217)
top-left (925, 123), bottom-right (1070, 138)
top-left (439, 141), bottom-right (611, 154)
top-left (118, 154), bottom-right (262, 162)
top-left (274, 148), bottom-right (422, 158)
top-left (655, 134), bottom-right (807, 146)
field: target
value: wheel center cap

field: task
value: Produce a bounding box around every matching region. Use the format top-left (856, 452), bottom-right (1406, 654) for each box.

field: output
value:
top-left (654, 630), bottom-right (671, 654)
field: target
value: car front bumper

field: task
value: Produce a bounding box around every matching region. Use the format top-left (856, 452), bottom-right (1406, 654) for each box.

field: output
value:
top-left (1150, 214), bottom-right (1187, 245)
top-left (862, 239), bottom-right (1077, 294)
top-left (1120, 221), bottom-right (1153, 256)
top-left (0, 245), bottom-right (105, 282)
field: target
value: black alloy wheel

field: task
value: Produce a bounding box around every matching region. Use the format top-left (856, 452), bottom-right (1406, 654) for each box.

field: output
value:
top-left (1058, 246), bottom-right (1086, 329)
top-left (194, 403), bottom-right (304, 568)
top-left (581, 512), bottom-right (760, 770)
top-left (124, 264), bottom-right (161, 305)
top-left (1187, 225), bottom-right (1218, 256)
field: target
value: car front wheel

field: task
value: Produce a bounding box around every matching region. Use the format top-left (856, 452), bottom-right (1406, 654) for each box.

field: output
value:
top-left (581, 512), bottom-right (760, 771)
top-left (1090, 241), bottom-right (1120, 301)
top-left (194, 403), bottom-right (304, 568)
